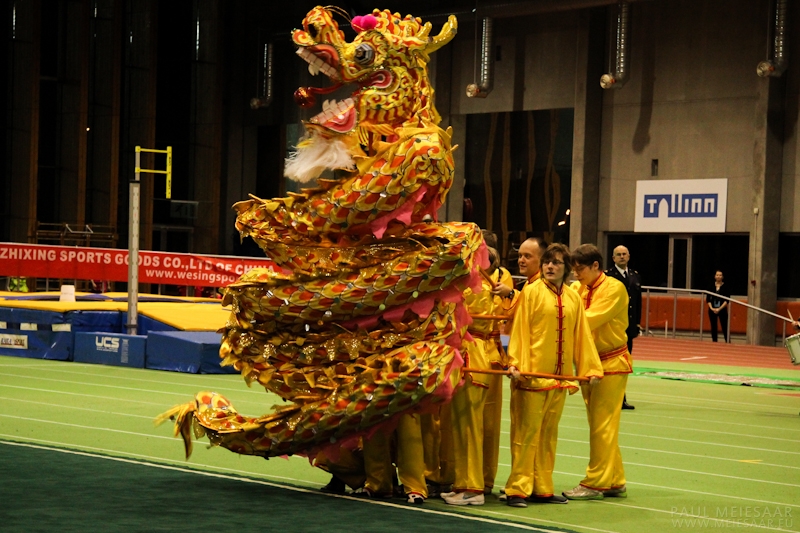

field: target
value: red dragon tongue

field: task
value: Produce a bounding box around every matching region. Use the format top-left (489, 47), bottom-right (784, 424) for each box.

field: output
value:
top-left (310, 98), bottom-right (357, 133)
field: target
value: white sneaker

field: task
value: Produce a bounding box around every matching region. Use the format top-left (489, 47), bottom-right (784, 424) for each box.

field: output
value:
top-left (407, 492), bottom-right (425, 504)
top-left (563, 485), bottom-right (604, 500)
top-left (443, 492), bottom-right (485, 506)
top-left (439, 491), bottom-right (456, 499)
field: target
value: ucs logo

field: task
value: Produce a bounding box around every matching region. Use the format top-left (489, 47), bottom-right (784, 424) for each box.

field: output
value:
top-left (95, 336), bottom-right (120, 352)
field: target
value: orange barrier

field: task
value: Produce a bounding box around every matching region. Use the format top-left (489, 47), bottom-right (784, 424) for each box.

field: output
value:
top-left (642, 295), bottom-right (799, 336)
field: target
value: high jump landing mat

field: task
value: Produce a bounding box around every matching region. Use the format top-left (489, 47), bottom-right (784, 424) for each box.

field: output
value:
top-left (0, 292), bottom-right (233, 374)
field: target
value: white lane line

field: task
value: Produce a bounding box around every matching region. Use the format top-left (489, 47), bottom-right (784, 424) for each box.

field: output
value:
top-left (0, 413), bottom-right (177, 440)
top-left (598, 443), bottom-right (800, 471)
top-left (679, 356), bottom-right (708, 361)
top-left (573, 408), bottom-right (800, 434)
top-left (0, 434), bottom-right (322, 481)
top-left (497, 445), bottom-right (800, 488)
top-left (0, 365), bottom-right (267, 396)
top-left (0, 440), bottom-right (560, 533)
top-left (632, 391), bottom-right (799, 411)
top-left (589, 499), bottom-right (797, 533)
top-left (553, 453), bottom-right (800, 488)
top-left (504, 409), bottom-right (800, 435)
top-left (0, 396), bottom-right (155, 420)
top-left (558, 412), bottom-right (799, 442)
top-left (0, 383), bottom-right (271, 409)
top-left (495, 461), bottom-right (800, 511)
top-left (499, 425), bottom-right (800, 456)
top-left (0, 372), bottom-right (206, 397)
top-left (479, 510), bottom-right (622, 533)
top-left (0, 384), bottom-right (168, 406)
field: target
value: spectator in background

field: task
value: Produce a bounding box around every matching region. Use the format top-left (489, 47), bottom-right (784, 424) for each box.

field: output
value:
top-left (7, 277), bottom-right (29, 292)
top-left (707, 270), bottom-right (730, 343)
top-left (605, 245), bottom-right (640, 410)
top-left (90, 280), bottom-right (108, 294)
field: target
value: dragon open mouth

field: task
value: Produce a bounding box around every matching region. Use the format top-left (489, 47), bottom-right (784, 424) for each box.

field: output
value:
top-left (295, 47), bottom-right (355, 133)
top-left (294, 45), bottom-right (393, 134)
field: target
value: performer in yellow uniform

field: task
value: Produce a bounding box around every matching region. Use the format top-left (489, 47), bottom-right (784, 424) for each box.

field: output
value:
top-left (477, 231), bottom-right (515, 495)
top-left (361, 414), bottom-right (428, 503)
top-left (564, 244), bottom-right (632, 500)
top-left (421, 403), bottom-right (454, 496)
top-left (504, 244), bottom-right (603, 508)
top-left (443, 247), bottom-right (506, 505)
top-left (489, 237), bottom-right (543, 500)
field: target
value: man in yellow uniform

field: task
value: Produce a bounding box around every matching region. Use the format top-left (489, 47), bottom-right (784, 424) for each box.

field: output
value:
top-left (564, 244), bottom-right (632, 500)
top-left (504, 244), bottom-right (604, 508)
top-left (443, 247), bottom-right (506, 505)
top-left (489, 237), bottom-right (543, 501)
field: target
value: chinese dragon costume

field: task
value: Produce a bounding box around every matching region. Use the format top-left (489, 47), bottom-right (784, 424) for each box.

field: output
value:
top-left (158, 6), bottom-right (487, 461)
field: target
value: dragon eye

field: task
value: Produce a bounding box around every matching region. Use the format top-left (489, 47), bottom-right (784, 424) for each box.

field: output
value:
top-left (354, 43), bottom-right (375, 65)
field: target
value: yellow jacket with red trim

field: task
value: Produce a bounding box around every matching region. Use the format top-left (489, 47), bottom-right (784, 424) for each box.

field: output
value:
top-left (463, 268), bottom-right (509, 386)
top-left (576, 272), bottom-right (632, 374)
top-left (507, 278), bottom-right (603, 393)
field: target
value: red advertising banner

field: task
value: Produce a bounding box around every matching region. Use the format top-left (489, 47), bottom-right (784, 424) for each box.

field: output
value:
top-left (0, 242), bottom-right (278, 287)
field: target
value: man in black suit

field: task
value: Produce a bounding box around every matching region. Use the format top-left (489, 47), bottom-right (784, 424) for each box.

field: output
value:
top-left (605, 245), bottom-right (641, 410)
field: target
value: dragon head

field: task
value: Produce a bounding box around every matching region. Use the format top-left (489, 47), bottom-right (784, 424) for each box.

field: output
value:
top-left (292, 7), bottom-right (457, 136)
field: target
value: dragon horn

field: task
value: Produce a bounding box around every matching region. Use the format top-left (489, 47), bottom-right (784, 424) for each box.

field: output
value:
top-left (424, 15), bottom-right (457, 54)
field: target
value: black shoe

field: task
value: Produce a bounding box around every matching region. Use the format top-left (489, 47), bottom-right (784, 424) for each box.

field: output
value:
top-left (320, 476), bottom-right (346, 494)
top-left (527, 494), bottom-right (568, 504)
top-left (622, 395), bottom-right (635, 410)
top-left (507, 496), bottom-right (528, 508)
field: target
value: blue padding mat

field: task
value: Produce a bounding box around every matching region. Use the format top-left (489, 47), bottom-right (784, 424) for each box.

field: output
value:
top-left (67, 311), bottom-right (123, 334)
top-left (123, 313), bottom-right (178, 336)
top-left (74, 332), bottom-right (146, 368)
top-left (145, 331), bottom-right (234, 374)
top-left (0, 330), bottom-right (73, 360)
top-left (0, 307), bottom-right (67, 325)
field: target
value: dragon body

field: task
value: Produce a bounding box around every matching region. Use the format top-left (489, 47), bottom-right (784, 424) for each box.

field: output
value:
top-left (159, 6), bottom-right (484, 461)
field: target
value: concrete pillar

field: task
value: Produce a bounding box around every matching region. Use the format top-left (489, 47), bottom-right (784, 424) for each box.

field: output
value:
top-left (748, 76), bottom-right (784, 346)
top-left (120, 0), bottom-right (158, 253)
top-left (87, 0), bottom-right (122, 228)
top-left (221, 1), bottom-right (261, 255)
top-left (59, 0), bottom-right (91, 226)
top-left (569, 7), bottom-right (605, 248)
top-left (5, 0), bottom-right (41, 242)
top-left (433, 40), bottom-right (466, 224)
top-left (190, 0), bottom-right (222, 254)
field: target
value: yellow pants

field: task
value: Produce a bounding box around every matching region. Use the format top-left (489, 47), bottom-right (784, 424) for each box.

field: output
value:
top-left (363, 414), bottom-right (428, 497)
top-left (482, 373), bottom-right (503, 489)
top-left (580, 373), bottom-right (627, 490)
top-left (451, 378), bottom-right (489, 492)
top-left (505, 385), bottom-right (567, 498)
top-left (421, 403), bottom-right (454, 487)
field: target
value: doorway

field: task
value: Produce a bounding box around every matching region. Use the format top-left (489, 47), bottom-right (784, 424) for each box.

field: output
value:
top-left (668, 235), bottom-right (691, 289)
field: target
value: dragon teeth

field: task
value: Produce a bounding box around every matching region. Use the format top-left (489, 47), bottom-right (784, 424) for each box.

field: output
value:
top-left (310, 98), bottom-right (356, 124)
top-left (296, 47), bottom-right (340, 81)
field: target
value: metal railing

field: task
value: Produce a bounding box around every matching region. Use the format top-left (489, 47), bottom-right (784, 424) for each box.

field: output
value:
top-left (642, 285), bottom-right (796, 345)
